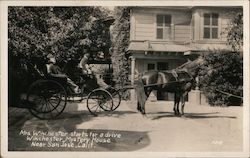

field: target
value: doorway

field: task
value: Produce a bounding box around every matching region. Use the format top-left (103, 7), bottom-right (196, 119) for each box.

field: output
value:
top-left (156, 62), bottom-right (171, 100)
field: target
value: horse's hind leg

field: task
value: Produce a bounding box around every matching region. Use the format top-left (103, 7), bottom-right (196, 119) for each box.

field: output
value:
top-left (136, 87), bottom-right (151, 115)
top-left (174, 93), bottom-right (180, 115)
top-left (173, 93), bottom-right (177, 115)
top-left (140, 87), bottom-right (152, 115)
top-left (180, 92), bottom-right (188, 116)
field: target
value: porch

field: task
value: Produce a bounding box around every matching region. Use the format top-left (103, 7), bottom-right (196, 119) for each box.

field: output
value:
top-left (128, 40), bottom-right (205, 104)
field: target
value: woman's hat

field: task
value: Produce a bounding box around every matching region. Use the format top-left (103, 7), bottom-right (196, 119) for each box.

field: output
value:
top-left (47, 54), bottom-right (56, 63)
top-left (84, 53), bottom-right (90, 58)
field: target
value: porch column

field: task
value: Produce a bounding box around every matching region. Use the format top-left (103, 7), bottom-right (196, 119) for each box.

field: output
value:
top-left (195, 76), bottom-right (199, 90)
top-left (130, 57), bottom-right (136, 101)
top-left (189, 76), bottom-right (201, 105)
top-left (131, 57), bottom-right (135, 85)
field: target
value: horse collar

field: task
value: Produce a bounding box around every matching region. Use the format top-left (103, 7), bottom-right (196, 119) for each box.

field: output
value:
top-left (171, 70), bottom-right (179, 80)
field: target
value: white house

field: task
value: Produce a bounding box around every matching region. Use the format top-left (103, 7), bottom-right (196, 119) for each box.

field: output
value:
top-left (127, 6), bottom-right (242, 103)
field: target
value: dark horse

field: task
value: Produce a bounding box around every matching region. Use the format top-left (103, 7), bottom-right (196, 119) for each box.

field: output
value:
top-left (136, 56), bottom-right (204, 116)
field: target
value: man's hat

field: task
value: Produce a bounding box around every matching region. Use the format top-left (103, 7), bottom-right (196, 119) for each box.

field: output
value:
top-left (84, 53), bottom-right (90, 58)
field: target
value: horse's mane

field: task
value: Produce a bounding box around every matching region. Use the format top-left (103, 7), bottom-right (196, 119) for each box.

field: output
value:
top-left (176, 60), bottom-right (192, 70)
top-left (176, 57), bottom-right (203, 71)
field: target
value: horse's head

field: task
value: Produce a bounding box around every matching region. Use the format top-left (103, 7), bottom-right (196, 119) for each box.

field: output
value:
top-left (182, 56), bottom-right (204, 78)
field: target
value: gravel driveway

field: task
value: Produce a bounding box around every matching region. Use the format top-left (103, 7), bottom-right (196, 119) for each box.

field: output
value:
top-left (8, 100), bottom-right (243, 152)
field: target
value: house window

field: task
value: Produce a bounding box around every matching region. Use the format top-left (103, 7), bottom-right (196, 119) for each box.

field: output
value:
top-left (157, 62), bottom-right (169, 71)
top-left (156, 14), bottom-right (172, 39)
top-left (203, 13), bottom-right (219, 39)
top-left (148, 63), bottom-right (155, 70)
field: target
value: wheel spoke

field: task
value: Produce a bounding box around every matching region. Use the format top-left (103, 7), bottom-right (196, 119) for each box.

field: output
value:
top-left (44, 100), bottom-right (49, 113)
top-left (93, 105), bottom-right (100, 113)
top-left (39, 98), bottom-right (45, 112)
top-left (48, 100), bottom-right (56, 109)
top-left (46, 101), bottom-right (52, 113)
top-left (89, 104), bottom-right (98, 110)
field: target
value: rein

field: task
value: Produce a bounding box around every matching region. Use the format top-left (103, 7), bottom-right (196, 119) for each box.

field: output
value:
top-left (214, 89), bottom-right (243, 99)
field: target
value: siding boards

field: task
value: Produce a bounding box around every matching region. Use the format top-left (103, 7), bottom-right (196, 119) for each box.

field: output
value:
top-left (175, 37), bottom-right (190, 41)
top-left (174, 25), bottom-right (190, 30)
top-left (134, 13), bottom-right (155, 40)
top-left (135, 27), bottom-right (154, 33)
top-left (174, 25), bottom-right (190, 41)
top-left (133, 10), bottom-right (193, 41)
top-left (136, 23), bottom-right (154, 28)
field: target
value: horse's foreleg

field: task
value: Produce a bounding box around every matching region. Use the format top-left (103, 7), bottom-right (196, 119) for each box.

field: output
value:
top-left (180, 92), bottom-right (188, 116)
top-left (137, 102), bottom-right (141, 112)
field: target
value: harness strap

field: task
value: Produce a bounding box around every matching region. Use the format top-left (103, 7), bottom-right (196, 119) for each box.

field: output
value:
top-left (171, 70), bottom-right (178, 81)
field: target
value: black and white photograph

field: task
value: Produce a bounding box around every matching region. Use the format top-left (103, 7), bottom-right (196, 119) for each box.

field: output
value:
top-left (1, 1), bottom-right (249, 157)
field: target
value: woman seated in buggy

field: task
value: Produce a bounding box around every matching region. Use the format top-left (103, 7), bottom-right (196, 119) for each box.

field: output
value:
top-left (46, 54), bottom-right (80, 94)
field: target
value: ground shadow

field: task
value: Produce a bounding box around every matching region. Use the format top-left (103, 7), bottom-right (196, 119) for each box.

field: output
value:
top-left (184, 113), bottom-right (237, 119)
top-left (8, 102), bottom-right (94, 151)
top-left (88, 110), bottom-right (138, 118)
top-left (149, 111), bottom-right (237, 120)
top-left (8, 103), bottom-right (149, 151)
top-left (8, 107), bottom-right (36, 151)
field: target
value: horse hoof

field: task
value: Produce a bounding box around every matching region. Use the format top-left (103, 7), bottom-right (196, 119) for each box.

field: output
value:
top-left (180, 115), bottom-right (186, 118)
top-left (140, 113), bottom-right (148, 118)
top-left (174, 111), bottom-right (178, 115)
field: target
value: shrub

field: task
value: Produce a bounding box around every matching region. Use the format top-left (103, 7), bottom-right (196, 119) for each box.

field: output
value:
top-left (198, 50), bottom-right (243, 106)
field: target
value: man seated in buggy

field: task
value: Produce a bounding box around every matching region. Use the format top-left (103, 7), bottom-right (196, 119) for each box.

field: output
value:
top-left (79, 53), bottom-right (110, 90)
top-left (46, 54), bottom-right (80, 94)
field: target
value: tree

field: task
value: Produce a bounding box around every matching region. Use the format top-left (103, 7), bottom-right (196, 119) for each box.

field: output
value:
top-left (8, 6), bottom-right (113, 105)
top-left (225, 11), bottom-right (243, 52)
top-left (110, 7), bottom-right (130, 88)
top-left (8, 6), bottom-right (112, 66)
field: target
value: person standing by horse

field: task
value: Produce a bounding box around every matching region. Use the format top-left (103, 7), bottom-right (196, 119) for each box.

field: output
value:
top-left (79, 52), bottom-right (110, 89)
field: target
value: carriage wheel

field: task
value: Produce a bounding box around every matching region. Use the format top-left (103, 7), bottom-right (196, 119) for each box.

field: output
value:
top-left (27, 80), bottom-right (67, 119)
top-left (87, 89), bottom-right (113, 116)
top-left (108, 87), bottom-right (121, 111)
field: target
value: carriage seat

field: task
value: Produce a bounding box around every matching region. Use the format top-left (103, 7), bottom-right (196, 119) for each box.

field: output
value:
top-left (46, 74), bottom-right (67, 85)
top-left (46, 64), bottom-right (67, 84)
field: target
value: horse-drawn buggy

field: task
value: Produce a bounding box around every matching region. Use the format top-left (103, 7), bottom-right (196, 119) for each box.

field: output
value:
top-left (10, 54), bottom-right (217, 119)
top-left (9, 56), bottom-right (122, 120)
